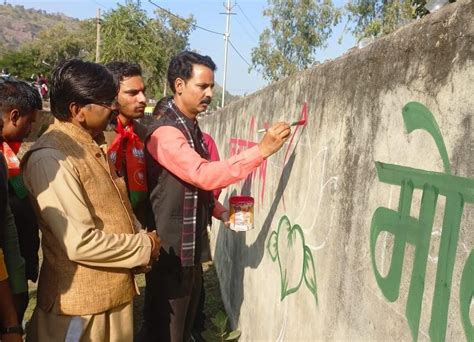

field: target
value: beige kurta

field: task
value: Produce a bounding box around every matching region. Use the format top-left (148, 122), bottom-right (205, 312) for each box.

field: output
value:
top-left (23, 148), bottom-right (152, 342)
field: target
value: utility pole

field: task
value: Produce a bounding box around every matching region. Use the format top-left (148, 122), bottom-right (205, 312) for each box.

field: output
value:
top-left (95, 8), bottom-right (101, 63)
top-left (221, 0), bottom-right (235, 108)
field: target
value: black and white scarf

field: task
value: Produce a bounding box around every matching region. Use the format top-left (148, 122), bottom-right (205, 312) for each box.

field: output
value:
top-left (167, 101), bottom-right (209, 267)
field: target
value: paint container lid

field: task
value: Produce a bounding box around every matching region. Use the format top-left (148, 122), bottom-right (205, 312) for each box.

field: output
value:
top-left (229, 196), bottom-right (254, 204)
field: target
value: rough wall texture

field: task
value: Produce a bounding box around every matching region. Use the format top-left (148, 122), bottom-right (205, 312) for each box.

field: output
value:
top-left (200, 1), bottom-right (473, 340)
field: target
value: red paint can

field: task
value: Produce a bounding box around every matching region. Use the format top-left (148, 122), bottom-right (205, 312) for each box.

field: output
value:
top-left (229, 196), bottom-right (254, 231)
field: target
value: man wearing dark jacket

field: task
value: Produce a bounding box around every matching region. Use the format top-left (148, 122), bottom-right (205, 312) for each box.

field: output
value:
top-left (139, 51), bottom-right (291, 342)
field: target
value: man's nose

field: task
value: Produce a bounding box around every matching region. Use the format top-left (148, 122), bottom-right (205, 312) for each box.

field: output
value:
top-left (205, 87), bottom-right (213, 99)
top-left (138, 91), bottom-right (147, 103)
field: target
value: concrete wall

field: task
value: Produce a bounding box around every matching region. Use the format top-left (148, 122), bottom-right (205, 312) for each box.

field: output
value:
top-left (200, 1), bottom-right (473, 340)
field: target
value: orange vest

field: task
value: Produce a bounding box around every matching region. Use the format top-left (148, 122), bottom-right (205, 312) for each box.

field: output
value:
top-left (22, 120), bottom-right (137, 315)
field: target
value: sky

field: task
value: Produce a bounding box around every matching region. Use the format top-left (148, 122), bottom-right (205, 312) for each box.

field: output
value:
top-left (5, 0), bottom-right (355, 96)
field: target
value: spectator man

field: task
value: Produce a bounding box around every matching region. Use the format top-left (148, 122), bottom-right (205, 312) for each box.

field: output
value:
top-left (0, 145), bottom-right (22, 341)
top-left (105, 62), bottom-right (149, 227)
top-left (139, 51), bottom-right (291, 341)
top-left (22, 59), bottom-right (160, 341)
top-left (0, 80), bottom-right (43, 324)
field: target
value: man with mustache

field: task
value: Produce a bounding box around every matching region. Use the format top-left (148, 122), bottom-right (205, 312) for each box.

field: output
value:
top-left (105, 62), bottom-right (150, 227)
top-left (138, 51), bottom-right (291, 342)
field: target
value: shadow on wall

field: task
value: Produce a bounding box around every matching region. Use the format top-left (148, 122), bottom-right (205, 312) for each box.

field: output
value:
top-left (213, 147), bottom-right (299, 324)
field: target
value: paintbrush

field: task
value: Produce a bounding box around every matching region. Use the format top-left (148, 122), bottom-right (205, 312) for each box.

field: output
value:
top-left (256, 119), bottom-right (306, 133)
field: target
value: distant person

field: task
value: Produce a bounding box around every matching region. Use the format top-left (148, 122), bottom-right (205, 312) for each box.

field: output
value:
top-left (136, 95), bottom-right (171, 128)
top-left (22, 59), bottom-right (160, 341)
top-left (0, 80), bottom-right (43, 324)
top-left (35, 74), bottom-right (48, 99)
top-left (0, 68), bottom-right (12, 80)
top-left (105, 61), bottom-right (150, 227)
top-left (138, 51), bottom-right (291, 341)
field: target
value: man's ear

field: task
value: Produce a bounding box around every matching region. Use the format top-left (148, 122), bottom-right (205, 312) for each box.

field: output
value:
top-left (175, 78), bottom-right (185, 95)
top-left (69, 103), bottom-right (85, 123)
top-left (8, 109), bottom-right (20, 126)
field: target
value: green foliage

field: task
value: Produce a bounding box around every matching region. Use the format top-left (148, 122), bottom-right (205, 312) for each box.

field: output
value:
top-left (202, 310), bottom-right (241, 342)
top-left (345, 0), bottom-right (433, 40)
top-left (251, 0), bottom-right (341, 82)
top-left (30, 20), bottom-right (96, 66)
top-left (100, 1), bottom-right (195, 98)
top-left (0, 48), bottom-right (47, 80)
top-left (0, 20), bottom-right (95, 81)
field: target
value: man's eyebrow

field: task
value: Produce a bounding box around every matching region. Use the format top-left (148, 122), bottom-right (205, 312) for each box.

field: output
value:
top-left (124, 87), bottom-right (146, 93)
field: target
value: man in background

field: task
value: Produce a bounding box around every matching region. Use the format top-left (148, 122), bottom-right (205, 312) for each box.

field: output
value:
top-left (0, 79), bottom-right (42, 324)
top-left (105, 61), bottom-right (150, 227)
top-left (0, 126), bottom-right (22, 341)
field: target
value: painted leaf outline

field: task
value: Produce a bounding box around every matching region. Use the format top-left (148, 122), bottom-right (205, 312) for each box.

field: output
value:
top-left (267, 231), bottom-right (278, 262)
top-left (303, 245), bottom-right (318, 304)
top-left (225, 330), bottom-right (242, 341)
top-left (277, 216), bottom-right (305, 300)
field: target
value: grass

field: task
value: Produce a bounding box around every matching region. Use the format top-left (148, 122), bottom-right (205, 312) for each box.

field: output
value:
top-left (24, 261), bottom-right (226, 339)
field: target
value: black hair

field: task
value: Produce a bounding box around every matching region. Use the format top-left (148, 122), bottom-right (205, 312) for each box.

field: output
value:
top-left (50, 59), bottom-right (119, 121)
top-left (105, 61), bottom-right (142, 82)
top-left (167, 51), bottom-right (216, 93)
top-left (0, 80), bottom-right (42, 115)
top-left (152, 96), bottom-right (172, 118)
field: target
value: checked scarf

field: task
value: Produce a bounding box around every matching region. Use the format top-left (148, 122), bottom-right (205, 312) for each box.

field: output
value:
top-left (1, 142), bottom-right (28, 199)
top-left (167, 100), bottom-right (210, 267)
top-left (107, 120), bottom-right (148, 209)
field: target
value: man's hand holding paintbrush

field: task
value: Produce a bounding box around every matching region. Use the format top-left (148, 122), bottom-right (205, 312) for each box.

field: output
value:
top-left (258, 122), bottom-right (292, 158)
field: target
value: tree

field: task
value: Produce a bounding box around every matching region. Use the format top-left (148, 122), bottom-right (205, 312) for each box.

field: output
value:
top-left (0, 20), bottom-right (94, 81)
top-left (151, 8), bottom-right (195, 95)
top-left (251, 0), bottom-right (341, 82)
top-left (0, 48), bottom-right (47, 80)
top-left (100, 1), bottom-right (195, 98)
top-left (344, 0), bottom-right (432, 40)
top-left (29, 20), bottom-right (96, 66)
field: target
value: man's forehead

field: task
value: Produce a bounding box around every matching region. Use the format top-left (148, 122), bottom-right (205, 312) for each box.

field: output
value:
top-left (120, 75), bottom-right (145, 90)
top-left (190, 64), bottom-right (214, 81)
top-left (191, 64), bottom-right (214, 74)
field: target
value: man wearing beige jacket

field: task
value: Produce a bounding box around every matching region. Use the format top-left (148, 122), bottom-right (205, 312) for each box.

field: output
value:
top-left (22, 59), bottom-right (160, 341)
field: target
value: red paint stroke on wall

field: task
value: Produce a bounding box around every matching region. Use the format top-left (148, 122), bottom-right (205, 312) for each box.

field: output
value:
top-left (229, 137), bottom-right (268, 205)
top-left (281, 103), bottom-right (308, 210)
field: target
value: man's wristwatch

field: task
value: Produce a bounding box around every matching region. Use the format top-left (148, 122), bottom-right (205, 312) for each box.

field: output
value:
top-left (0, 325), bottom-right (23, 335)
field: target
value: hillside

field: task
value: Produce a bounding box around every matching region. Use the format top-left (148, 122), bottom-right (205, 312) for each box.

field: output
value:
top-left (0, 4), bottom-right (81, 50)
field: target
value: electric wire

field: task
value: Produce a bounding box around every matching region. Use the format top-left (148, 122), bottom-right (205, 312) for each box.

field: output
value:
top-left (148, 0), bottom-right (224, 36)
top-left (234, 16), bottom-right (259, 44)
top-left (89, 0), bottom-right (107, 9)
top-left (236, 2), bottom-right (259, 36)
top-left (228, 39), bottom-right (251, 68)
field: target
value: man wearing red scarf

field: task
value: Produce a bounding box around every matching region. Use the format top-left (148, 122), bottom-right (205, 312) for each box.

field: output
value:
top-left (105, 62), bottom-right (150, 227)
top-left (0, 79), bottom-right (43, 326)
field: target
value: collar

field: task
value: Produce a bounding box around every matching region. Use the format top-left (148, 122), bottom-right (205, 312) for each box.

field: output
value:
top-left (52, 119), bottom-right (99, 145)
top-left (170, 101), bottom-right (198, 132)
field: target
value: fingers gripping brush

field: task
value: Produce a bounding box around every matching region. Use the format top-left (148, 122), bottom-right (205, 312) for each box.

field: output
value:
top-left (257, 119), bottom-right (307, 133)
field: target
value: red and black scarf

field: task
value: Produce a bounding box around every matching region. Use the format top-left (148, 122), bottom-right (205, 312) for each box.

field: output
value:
top-left (1, 142), bottom-right (28, 199)
top-left (107, 120), bottom-right (148, 209)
